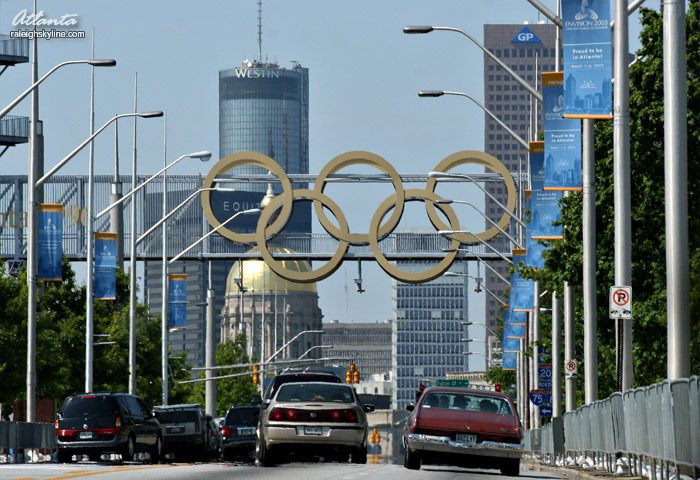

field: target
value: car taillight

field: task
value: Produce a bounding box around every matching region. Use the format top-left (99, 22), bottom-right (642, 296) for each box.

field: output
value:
top-left (285, 409), bottom-right (297, 421)
top-left (343, 410), bottom-right (358, 422)
top-left (195, 421), bottom-right (200, 432)
top-left (115, 417), bottom-right (122, 435)
top-left (330, 410), bottom-right (342, 421)
top-left (269, 408), bottom-right (284, 421)
top-left (222, 426), bottom-right (231, 437)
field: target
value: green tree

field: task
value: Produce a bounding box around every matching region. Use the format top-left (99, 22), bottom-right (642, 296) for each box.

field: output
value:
top-left (188, 335), bottom-right (258, 416)
top-left (522, 2), bottom-right (700, 405)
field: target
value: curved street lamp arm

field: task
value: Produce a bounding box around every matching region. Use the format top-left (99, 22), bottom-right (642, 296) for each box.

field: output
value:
top-left (266, 330), bottom-right (324, 363)
top-left (439, 200), bottom-right (522, 249)
top-left (136, 188), bottom-right (218, 246)
top-left (433, 26), bottom-right (543, 103)
top-left (96, 150), bottom-right (193, 219)
top-left (442, 91), bottom-right (530, 150)
top-left (429, 172), bottom-right (526, 229)
top-left (0, 59), bottom-right (116, 120)
top-left (37, 111), bottom-right (161, 189)
top-left (169, 208), bottom-right (261, 264)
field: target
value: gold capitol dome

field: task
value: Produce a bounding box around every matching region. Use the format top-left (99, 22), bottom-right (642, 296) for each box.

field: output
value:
top-left (225, 247), bottom-right (317, 294)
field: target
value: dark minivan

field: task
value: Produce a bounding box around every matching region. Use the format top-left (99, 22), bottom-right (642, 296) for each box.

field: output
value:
top-left (221, 405), bottom-right (259, 460)
top-left (55, 392), bottom-right (162, 463)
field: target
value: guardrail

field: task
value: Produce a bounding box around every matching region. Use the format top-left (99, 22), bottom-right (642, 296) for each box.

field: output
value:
top-left (0, 421), bottom-right (55, 463)
top-left (527, 376), bottom-right (700, 480)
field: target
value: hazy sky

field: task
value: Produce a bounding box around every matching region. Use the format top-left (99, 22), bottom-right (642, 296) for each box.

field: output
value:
top-left (1, 1), bottom-right (658, 361)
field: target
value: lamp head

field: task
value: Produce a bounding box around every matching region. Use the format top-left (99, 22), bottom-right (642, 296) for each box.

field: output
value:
top-left (403, 25), bottom-right (434, 34)
top-left (138, 111), bottom-right (164, 118)
top-left (88, 59), bottom-right (117, 67)
top-left (188, 151), bottom-right (212, 162)
top-left (418, 90), bottom-right (445, 97)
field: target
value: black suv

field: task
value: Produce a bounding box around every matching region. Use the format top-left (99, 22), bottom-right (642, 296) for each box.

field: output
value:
top-left (152, 404), bottom-right (209, 462)
top-left (55, 392), bottom-right (163, 463)
top-left (221, 405), bottom-right (259, 460)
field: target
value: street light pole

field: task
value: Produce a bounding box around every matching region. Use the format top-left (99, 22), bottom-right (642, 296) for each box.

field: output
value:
top-left (17, 57), bottom-right (116, 420)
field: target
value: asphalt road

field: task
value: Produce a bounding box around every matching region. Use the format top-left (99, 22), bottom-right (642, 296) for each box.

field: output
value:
top-left (0, 459), bottom-right (572, 480)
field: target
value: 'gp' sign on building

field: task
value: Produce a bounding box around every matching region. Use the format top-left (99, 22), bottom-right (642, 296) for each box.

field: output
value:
top-left (512, 26), bottom-right (541, 43)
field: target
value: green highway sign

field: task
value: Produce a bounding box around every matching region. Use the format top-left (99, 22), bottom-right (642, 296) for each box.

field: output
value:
top-left (435, 379), bottom-right (470, 388)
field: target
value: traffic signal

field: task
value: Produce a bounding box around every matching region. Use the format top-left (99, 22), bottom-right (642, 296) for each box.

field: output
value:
top-left (415, 383), bottom-right (426, 404)
top-left (370, 427), bottom-right (380, 443)
top-left (347, 362), bottom-right (359, 384)
top-left (346, 370), bottom-right (352, 384)
top-left (353, 370), bottom-right (360, 384)
top-left (494, 384), bottom-right (501, 392)
top-left (252, 365), bottom-right (259, 384)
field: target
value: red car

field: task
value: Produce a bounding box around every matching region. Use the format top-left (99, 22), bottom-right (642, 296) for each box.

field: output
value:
top-left (403, 386), bottom-right (523, 475)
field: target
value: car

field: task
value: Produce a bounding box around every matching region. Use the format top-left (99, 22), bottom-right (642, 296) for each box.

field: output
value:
top-left (221, 405), bottom-right (259, 460)
top-left (256, 381), bottom-right (375, 467)
top-left (402, 386), bottom-right (523, 475)
top-left (152, 404), bottom-right (209, 462)
top-left (206, 414), bottom-right (223, 460)
top-left (55, 392), bottom-right (163, 463)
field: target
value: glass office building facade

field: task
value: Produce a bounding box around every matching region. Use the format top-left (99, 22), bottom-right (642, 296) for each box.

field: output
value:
top-left (392, 259), bottom-right (469, 410)
top-left (219, 60), bottom-right (309, 195)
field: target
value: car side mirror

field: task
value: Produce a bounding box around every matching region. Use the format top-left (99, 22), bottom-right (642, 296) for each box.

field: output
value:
top-left (363, 404), bottom-right (375, 413)
top-left (406, 404), bottom-right (415, 412)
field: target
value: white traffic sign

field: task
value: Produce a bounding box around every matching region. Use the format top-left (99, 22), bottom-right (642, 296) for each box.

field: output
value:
top-left (609, 286), bottom-right (632, 319)
top-left (565, 359), bottom-right (577, 378)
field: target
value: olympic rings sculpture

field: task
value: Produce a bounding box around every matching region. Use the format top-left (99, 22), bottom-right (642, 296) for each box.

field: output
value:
top-left (201, 150), bottom-right (517, 284)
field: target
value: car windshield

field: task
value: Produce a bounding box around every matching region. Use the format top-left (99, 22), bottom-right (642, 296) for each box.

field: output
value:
top-left (276, 384), bottom-right (354, 403)
top-left (422, 392), bottom-right (512, 415)
top-left (60, 396), bottom-right (119, 417)
top-left (225, 408), bottom-right (258, 426)
top-left (154, 410), bottom-right (199, 424)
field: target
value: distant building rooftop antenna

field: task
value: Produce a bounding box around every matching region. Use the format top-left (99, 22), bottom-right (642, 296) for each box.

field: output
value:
top-left (257, 0), bottom-right (262, 63)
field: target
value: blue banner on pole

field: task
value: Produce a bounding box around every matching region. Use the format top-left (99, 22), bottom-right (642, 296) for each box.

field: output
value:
top-left (529, 142), bottom-right (545, 192)
top-left (502, 351), bottom-right (517, 371)
top-left (502, 318), bottom-right (521, 353)
top-left (543, 72), bottom-right (582, 191)
top-left (530, 190), bottom-right (564, 239)
top-left (510, 272), bottom-right (534, 312)
top-left (94, 232), bottom-right (117, 300)
top-left (37, 204), bottom-right (63, 281)
top-left (562, 0), bottom-right (613, 118)
top-left (525, 235), bottom-right (546, 270)
top-left (169, 274), bottom-right (187, 329)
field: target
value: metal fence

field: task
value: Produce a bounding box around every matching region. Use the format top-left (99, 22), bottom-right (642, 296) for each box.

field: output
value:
top-left (529, 376), bottom-right (700, 480)
top-left (0, 421), bottom-right (55, 461)
top-left (0, 34), bottom-right (30, 62)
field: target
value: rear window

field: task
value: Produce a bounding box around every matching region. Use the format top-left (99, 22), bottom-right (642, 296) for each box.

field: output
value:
top-left (60, 396), bottom-right (119, 417)
top-left (421, 392), bottom-right (513, 415)
top-left (154, 410), bottom-right (200, 424)
top-left (276, 384), bottom-right (353, 403)
top-left (225, 408), bottom-right (258, 426)
top-left (265, 373), bottom-right (341, 399)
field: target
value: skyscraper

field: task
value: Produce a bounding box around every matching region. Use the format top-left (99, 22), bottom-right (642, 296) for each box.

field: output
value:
top-left (482, 23), bottom-right (557, 362)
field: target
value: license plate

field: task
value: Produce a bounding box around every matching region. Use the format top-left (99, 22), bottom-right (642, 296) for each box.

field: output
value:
top-left (456, 433), bottom-right (477, 445)
top-left (167, 426), bottom-right (184, 433)
top-left (303, 426), bottom-right (323, 435)
top-left (79, 431), bottom-right (94, 440)
top-left (238, 427), bottom-right (255, 436)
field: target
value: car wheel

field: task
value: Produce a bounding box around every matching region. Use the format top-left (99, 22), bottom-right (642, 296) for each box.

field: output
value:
top-left (257, 437), bottom-right (275, 467)
top-left (122, 435), bottom-right (135, 462)
top-left (403, 445), bottom-right (420, 470)
top-left (352, 444), bottom-right (367, 464)
top-left (57, 450), bottom-right (73, 463)
top-left (150, 435), bottom-right (162, 464)
top-left (500, 459), bottom-right (520, 476)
